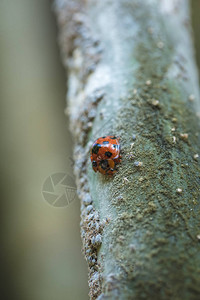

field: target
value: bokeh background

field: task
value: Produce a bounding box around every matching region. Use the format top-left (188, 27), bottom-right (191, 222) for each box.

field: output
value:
top-left (0, 1), bottom-right (199, 300)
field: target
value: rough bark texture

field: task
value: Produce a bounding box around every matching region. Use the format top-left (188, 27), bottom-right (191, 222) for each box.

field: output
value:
top-left (54, 0), bottom-right (200, 299)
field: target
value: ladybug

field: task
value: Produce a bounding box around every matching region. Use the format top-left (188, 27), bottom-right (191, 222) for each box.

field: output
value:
top-left (90, 136), bottom-right (121, 175)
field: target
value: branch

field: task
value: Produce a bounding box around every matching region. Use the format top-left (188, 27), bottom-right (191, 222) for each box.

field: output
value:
top-left (54, 0), bottom-right (200, 299)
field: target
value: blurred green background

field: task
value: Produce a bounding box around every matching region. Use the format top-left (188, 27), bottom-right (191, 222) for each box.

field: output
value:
top-left (0, 0), bottom-right (88, 299)
top-left (0, 1), bottom-right (199, 300)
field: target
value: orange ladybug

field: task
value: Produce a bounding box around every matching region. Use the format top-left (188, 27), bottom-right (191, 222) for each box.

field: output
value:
top-left (90, 136), bottom-right (121, 175)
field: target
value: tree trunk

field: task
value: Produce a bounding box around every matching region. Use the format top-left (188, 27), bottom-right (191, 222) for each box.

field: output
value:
top-left (54, 0), bottom-right (200, 299)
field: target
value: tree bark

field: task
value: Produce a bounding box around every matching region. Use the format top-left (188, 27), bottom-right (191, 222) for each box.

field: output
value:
top-left (54, 0), bottom-right (200, 299)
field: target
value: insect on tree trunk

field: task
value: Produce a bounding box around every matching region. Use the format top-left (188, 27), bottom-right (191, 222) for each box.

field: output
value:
top-left (54, 0), bottom-right (200, 299)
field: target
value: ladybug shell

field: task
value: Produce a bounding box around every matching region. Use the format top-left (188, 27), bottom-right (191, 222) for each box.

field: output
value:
top-left (90, 136), bottom-right (121, 175)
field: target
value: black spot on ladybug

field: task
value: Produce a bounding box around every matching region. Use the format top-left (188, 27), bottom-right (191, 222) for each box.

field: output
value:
top-left (112, 144), bottom-right (119, 150)
top-left (92, 161), bottom-right (97, 167)
top-left (92, 144), bottom-right (101, 154)
top-left (105, 151), bottom-right (112, 158)
top-left (110, 136), bottom-right (117, 139)
top-left (103, 141), bottom-right (109, 145)
top-left (100, 160), bottom-right (109, 170)
top-left (102, 136), bottom-right (106, 139)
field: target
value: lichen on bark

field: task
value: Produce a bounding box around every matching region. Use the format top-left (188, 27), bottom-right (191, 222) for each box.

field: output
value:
top-left (55, 0), bottom-right (200, 299)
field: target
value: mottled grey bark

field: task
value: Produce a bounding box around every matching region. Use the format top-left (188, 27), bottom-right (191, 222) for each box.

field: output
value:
top-left (54, 0), bottom-right (200, 299)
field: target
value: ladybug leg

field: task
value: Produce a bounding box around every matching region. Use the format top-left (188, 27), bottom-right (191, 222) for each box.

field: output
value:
top-left (92, 161), bottom-right (98, 172)
top-left (106, 169), bottom-right (115, 176)
top-left (107, 159), bottom-right (115, 170)
top-left (98, 165), bottom-right (107, 175)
